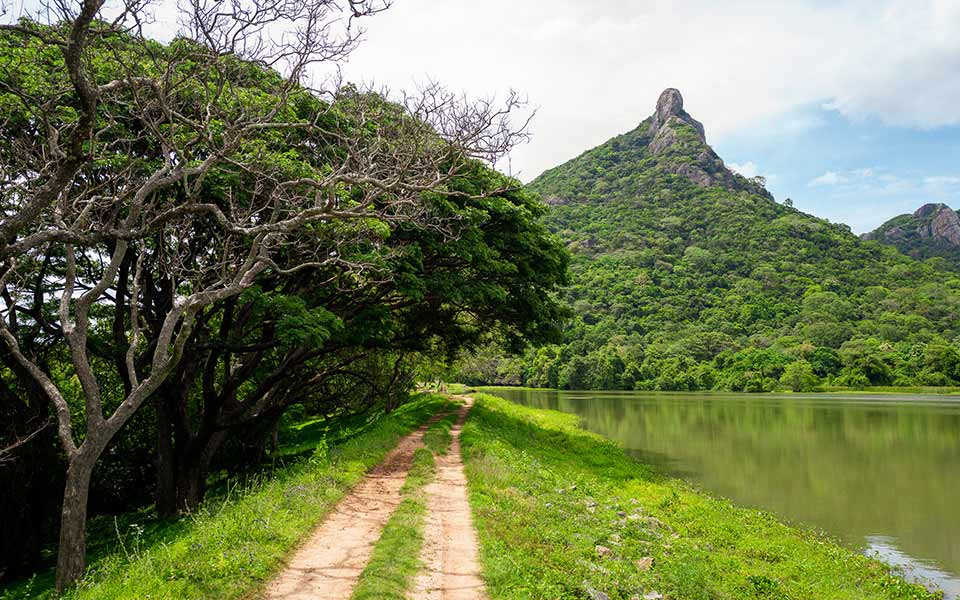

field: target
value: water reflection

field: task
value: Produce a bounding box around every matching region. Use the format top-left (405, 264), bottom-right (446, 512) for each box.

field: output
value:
top-left (486, 388), bottom-right (960, 598)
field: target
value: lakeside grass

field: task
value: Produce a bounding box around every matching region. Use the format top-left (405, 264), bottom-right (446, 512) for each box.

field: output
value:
top-left (810, 386), bottom-right (960, 395)
top-left (1, 393), bottom-right (454, 600)
top-left (351, 411), bottom-right (456, 600)
top-left (461, 392), bottom-right (939, 600)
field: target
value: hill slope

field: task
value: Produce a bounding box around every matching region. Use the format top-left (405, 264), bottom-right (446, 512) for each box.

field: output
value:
top-left (863, 203), bottom-right (960, 266)
top-left (482, 89), bottom-right (960, 391)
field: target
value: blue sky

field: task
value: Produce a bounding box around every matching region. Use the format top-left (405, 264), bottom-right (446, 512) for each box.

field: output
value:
top-left (716, 106), bottom-right (960, 232)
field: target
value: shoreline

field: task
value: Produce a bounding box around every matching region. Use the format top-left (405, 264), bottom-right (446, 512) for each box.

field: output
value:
top-left (471, 384), bottom-right (960, 398)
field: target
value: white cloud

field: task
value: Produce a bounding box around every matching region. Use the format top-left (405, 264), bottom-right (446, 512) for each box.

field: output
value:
top-left (807, 168), bottom-right (960, 203)
top-left (334, 0), bottom-right (960, 179)
top-left (728, 161), bottom-right (760, 178)
top-left (923, 176), bottom-right (960, 195)
top-left (821, 1), bottom-right (960, 129)
top-left (809, 172), bottom-right (849, 187)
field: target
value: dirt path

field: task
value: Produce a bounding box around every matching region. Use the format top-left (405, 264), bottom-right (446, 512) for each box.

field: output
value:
top-left (411, 397), bottom-right (488, 600)
top-left (263, 414), bottom-right (443, 600)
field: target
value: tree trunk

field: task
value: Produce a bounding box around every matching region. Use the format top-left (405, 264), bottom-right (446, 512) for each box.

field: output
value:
top-left (155, 396), bottom-right (177, 519)
top-left (175, 463), bottom-right (205, 514)
top-left (55, 452), bottom-right (97, 591)
top-left (175, 431), bottom-right (226, 514)
top-left (0, 370), bottom-right (63, 582)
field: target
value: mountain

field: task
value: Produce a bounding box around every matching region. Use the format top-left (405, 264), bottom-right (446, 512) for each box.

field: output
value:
top-left (465, 89), bottom-right (960, 391)
top-left (537, 88), bottom-right (772, 205)
top-left (863, 203), bottom-right (960, 264)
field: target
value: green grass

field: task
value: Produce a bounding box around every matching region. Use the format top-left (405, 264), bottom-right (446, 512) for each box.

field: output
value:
top-left (461, 392), bottom-right (940, 600)
top-left (1, 393), bottom-right (454, 600)
top-left (423, 382), bottom-right (473, 395)
top-left (424, 408), bottom-right (459, 455)
top-left (351, 411), bottom-right (456, 599)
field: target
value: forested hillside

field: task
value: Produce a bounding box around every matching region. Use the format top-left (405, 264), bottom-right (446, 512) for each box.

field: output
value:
top-left (462, 89), bottom-right (960, 392)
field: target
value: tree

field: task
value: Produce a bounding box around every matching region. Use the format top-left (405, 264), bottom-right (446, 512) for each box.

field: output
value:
top-left (150, 163), bottom-right (567, 516)
top-left (809, 347), bottom-right (842, 378)
top-left (0, 1), bottom-right (528, 589)
top-left (780, 360), bottom-right (818, 392)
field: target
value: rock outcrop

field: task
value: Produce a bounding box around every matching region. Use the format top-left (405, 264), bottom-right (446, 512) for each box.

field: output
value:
top-left (643, 88), bottom-right (771, 199)
top-left (920, 204), bottom-right (960, 245)
top-left (864, 203), bottom-right (960, 262)
top-left (648, 88), bottom-right (705, 141)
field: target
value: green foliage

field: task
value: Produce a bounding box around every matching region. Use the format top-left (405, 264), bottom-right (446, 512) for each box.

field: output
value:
top-left (248, 288), bottom-right (344, 347)
top-left (780, 361), bottom-right (818, 392)
top-left (461, 393), bottom-right (937, 600)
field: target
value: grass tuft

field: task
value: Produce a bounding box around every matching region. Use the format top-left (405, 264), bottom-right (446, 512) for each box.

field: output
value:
top-left (423, 409), bottom-right (458, 455)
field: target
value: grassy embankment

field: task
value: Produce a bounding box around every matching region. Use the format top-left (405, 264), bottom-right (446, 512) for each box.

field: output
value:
top-left (2, 394), bottom-right (456, 600)
top-left (462, 392), bottom-right (939, 600)
top-left (351, 409), bottom-right (458, 599)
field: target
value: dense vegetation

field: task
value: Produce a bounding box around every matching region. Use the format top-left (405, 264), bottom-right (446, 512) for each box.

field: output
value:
top-left (462, 392), bottom-right (936, 599)
top-left (459, 97), bottom-right (960, 391)
top-left (0, 4), bottom-right (565, 590)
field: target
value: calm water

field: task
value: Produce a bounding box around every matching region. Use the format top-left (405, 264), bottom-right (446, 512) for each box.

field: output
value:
top-left (487, 388), bottom-right (960, 598)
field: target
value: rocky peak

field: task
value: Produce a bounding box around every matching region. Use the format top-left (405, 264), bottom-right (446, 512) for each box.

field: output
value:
top-left (641, 88), bottom-right (771, 199)
top-left (648, 88), bottom-right (706, 140)
top-left (864, 202), bottom-right (960, 260)
top-left (915, 203), bottom-right (951, 219)
top-left (922, 204), bottom-right (960, 245)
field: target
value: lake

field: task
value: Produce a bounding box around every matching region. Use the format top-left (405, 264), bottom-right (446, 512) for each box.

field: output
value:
top-left (485, 388), bottom-right (960, 599)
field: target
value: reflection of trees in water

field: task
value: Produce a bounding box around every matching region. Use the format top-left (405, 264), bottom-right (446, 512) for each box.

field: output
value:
top-left (495, 389), bottom-right (960, 576)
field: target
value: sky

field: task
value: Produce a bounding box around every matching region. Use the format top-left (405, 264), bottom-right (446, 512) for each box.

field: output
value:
top-left (335, 0), bottom-right (960, 233)
top-left (9, 0), bottom-right (960, 233)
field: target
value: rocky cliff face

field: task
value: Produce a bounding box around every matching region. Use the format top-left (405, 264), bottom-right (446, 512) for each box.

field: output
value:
top-left (920, 204), bottom-right (960, 245)
top-left (648, 88), bottom-right (706, 141)
top-left (864, 203), bottom-right (960, 263)
top-left (643, 89), bottom-right (772, 198)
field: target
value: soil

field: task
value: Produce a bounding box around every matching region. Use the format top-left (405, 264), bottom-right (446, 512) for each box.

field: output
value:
top-left (411, 397), bottom-right (487, 600)
top-left (263, 398), bottom-right (487, 599)
top-left (263, 413), bottom-right (440, 600)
